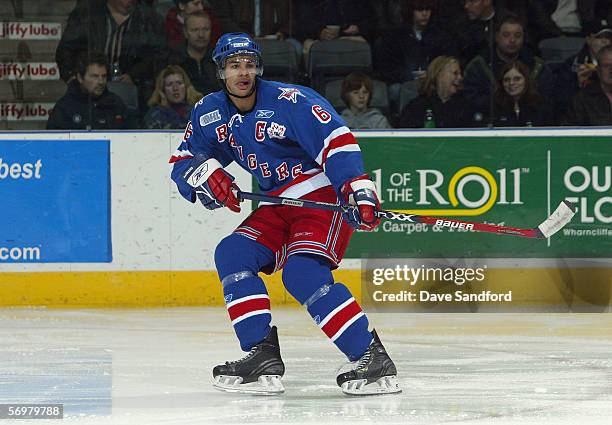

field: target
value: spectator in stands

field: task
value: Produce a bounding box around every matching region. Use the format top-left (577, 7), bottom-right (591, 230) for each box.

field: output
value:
top-left (205, 0), bottom-right (297, 41)
top-left (453, 0), bottom-right (499, 64)
top-left (553, 20), bottom-right (612, 118)
top-left (167, 11), bottom-right (218, 96)
top-left (462, 14), bottom-right (555, 117)
top-left (296, 0), bottom-right (372, 63)
top-left (57, 0), bottom-right (164, 84)
top-left (432, 0), bottom-right (465, 29)
top-left (56, 0), bottom-right (165, 117)
top-left (579, 0), bottom-right (612, 29)
top-left (492, 61), bottom-right (555, 126)
top-left (47, 52), bottom-right (131, 130)
top-left (217, 1), bottom-right (301, 61)
top-left (339, 72), bottom-right (391, 129)
top-left (399, 56), bottom-right (481, 128)
top-left (374, 0), bottom-right (457, 108)
top-left (144, 65), bottom-right (202, 129)
top-left (164, 0), bottom-right (222, 50)
top-left (228, 0), bottom-right (296, 40)
top-left (528, 0), bottom-right (585, 43)
top-left (563, 44), bottom-right (612, 125)
top-left (370, 0), bottom-right (405, 40)
top-left (207, 0), bottom-right (245, 33)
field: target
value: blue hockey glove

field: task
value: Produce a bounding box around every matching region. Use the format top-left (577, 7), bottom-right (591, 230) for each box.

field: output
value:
top-left (181, 154), bottom-right (240, 212)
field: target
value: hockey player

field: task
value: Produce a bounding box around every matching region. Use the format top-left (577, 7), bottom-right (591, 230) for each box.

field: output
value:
top-left (169, 32), bottom-right (400, 396)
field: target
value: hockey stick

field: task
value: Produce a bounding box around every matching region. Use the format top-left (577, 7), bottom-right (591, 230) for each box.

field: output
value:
top-left (236, 191), bottom-right (577, 239)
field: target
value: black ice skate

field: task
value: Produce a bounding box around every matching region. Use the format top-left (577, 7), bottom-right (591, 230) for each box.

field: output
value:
top-left (212, 326), bottom-right (285, 395)
top-left (336, 329), bottom-right (401, 395)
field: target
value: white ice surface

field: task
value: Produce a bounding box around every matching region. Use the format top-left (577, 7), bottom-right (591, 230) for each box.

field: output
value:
top-left (1, 308), bottom-right (611, 425)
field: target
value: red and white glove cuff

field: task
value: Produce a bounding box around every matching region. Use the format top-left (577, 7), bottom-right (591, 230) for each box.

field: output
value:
top-left (185, 157), bottom-right (223, 188)
top-left (348, 178), bottom-right (377, 206)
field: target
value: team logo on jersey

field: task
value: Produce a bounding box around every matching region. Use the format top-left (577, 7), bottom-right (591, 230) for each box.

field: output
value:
top-left (267, 122), bottom-right (286, 139)
top-left (199, 109), bottom-right (221, 127)
top-left (313, 315), bottom-right (321, 325)
top-left (224, 294), bottom-right (233, 304)
top-left (255, 109), bottom-right (275, 118)
top-left (277, 87), bottom-right (305, 103)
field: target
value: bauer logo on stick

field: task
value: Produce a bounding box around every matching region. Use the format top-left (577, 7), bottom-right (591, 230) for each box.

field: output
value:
top-left (434, 220), bottom-right (475, 231)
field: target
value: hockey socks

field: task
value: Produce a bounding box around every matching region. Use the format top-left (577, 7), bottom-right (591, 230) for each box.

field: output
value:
top-left (282, 255), bottom-right (372, 361)
top-left (306, 283), bottom-right (372, 361)
top-left (215, 234), bottom-right (276, 352)
top-left (222, 275), bottom-right (271, 352)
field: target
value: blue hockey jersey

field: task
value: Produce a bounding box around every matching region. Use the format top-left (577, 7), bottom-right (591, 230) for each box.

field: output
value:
top-left (170, 79), bottom-right (365, 202)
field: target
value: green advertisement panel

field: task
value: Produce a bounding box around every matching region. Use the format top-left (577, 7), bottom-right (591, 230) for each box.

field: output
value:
top-left (346, 136), bottom-right (612, 258)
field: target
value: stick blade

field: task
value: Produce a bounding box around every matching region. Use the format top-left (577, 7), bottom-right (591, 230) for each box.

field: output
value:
top-left (537, 200), bottom-right (577, 238)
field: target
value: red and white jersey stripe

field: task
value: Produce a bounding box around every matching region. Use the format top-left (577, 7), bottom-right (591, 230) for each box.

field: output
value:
top-left (315, 127), bottom-right (361, 168)
top-left (169, 146), bottom-right (193, 163)
top-left (266, 169), bottom-right (332, 201)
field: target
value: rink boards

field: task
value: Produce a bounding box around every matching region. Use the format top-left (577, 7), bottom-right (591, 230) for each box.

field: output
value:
top-left (0, 129), bottom-right (610, 308)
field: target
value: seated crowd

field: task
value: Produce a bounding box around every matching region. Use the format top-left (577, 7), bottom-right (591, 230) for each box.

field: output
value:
top-left (47, 0), bottom-right (612, 130)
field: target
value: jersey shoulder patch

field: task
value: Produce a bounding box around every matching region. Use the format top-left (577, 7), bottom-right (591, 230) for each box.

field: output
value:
top-left (199, 109), bottom-right (222, 127)
top-left (193, 92), bottom-right (227, 129)
top-left (277, 86), bottom-right (306, 103)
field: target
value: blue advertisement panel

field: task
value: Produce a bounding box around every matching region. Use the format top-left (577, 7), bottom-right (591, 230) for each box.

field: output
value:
top-left (0, 139), bottom-right (111, 263)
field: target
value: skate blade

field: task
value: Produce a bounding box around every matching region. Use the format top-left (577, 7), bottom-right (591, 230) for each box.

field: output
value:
top-left (341, 375), bottom-right (401, 396)
top-left (213, 375), bottom-right (285, 395)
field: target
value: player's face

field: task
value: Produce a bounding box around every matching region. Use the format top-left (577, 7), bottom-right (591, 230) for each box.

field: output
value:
top-left (502, 67), bottom-right (526, 98)
top-left (347, 85), bottom-right (370, 112)
top-left (223, 55), bottom-right (258, 96)
top-left (78, 64), bottom-right (107, 97)
top-left (163, 73), bottom-right (186, 105)
top-left (496, 23), bottom-right (524, 57)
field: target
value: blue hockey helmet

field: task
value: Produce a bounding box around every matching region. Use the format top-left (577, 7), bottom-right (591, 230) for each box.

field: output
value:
top-left (212, 33), bottom-right (263, 79)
